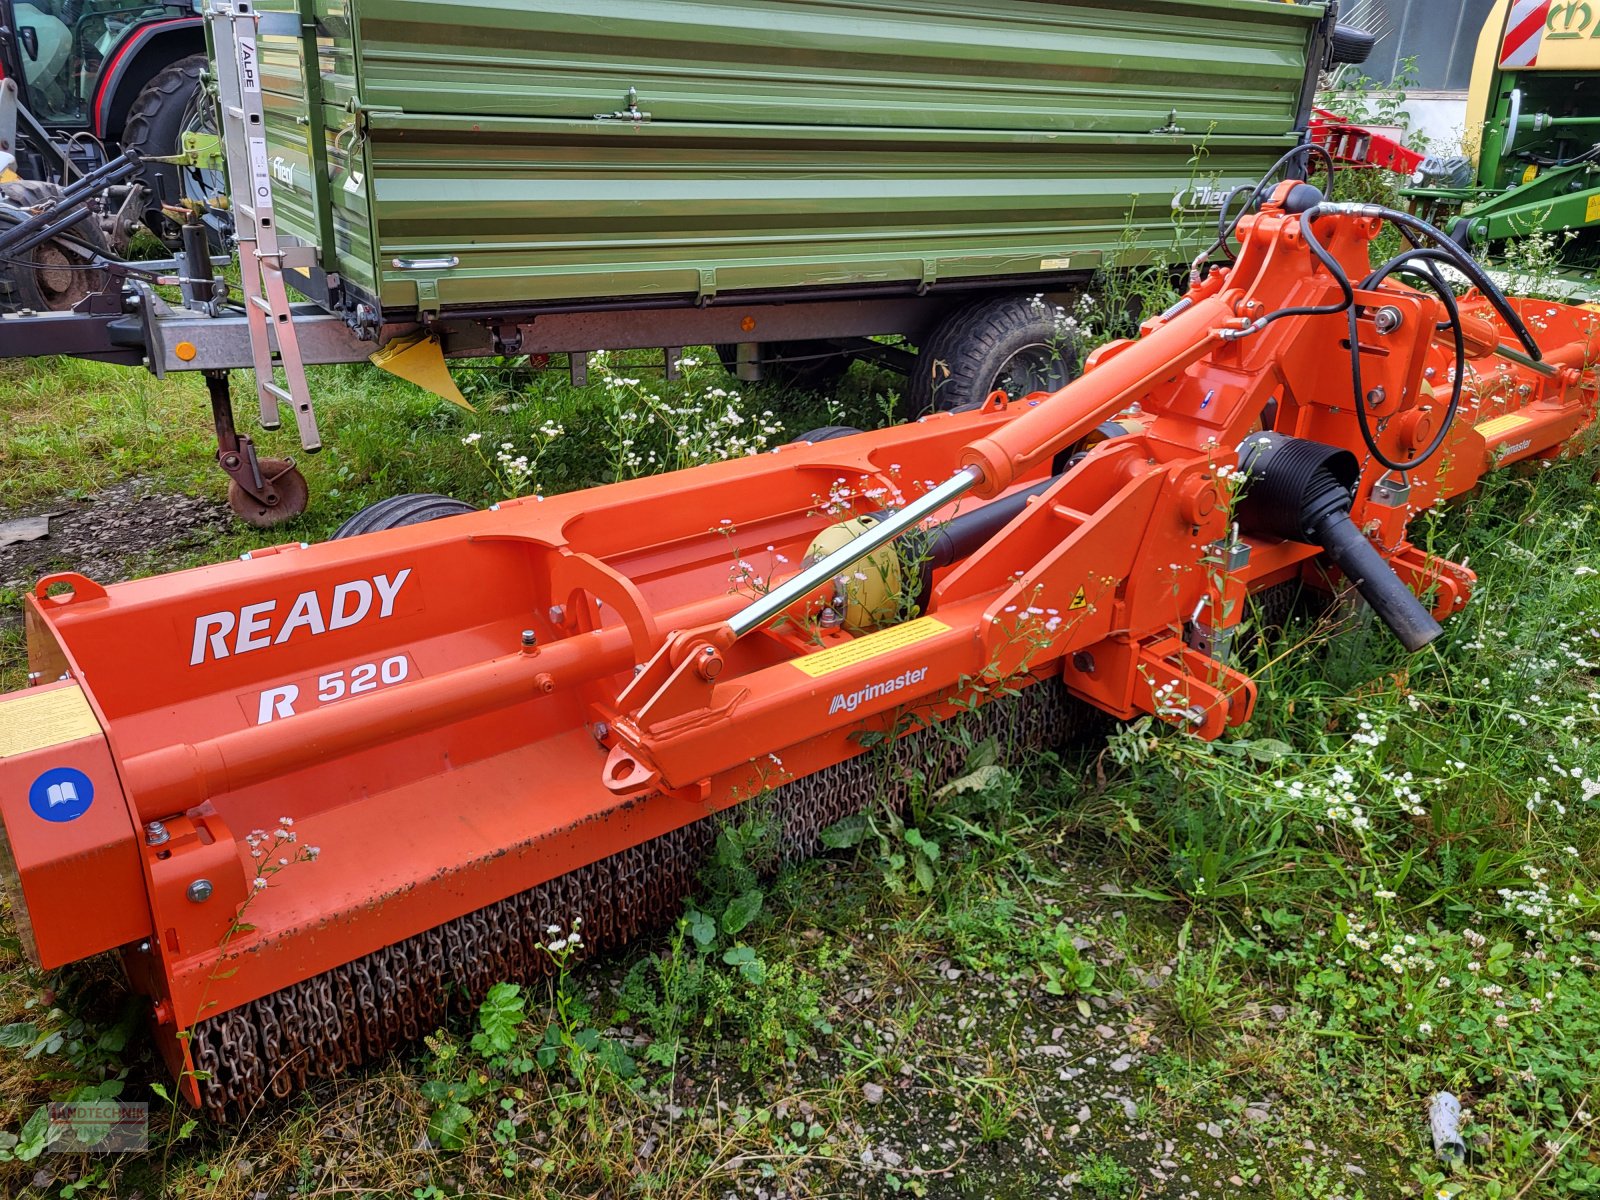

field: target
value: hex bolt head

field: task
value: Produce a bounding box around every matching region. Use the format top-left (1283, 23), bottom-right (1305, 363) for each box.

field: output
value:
top-left (548, 605), bottom-right (565, 624)
top-left (145, 820), bottom-right (170, 846)
top-left (186, 879), bottom-right (214, 903)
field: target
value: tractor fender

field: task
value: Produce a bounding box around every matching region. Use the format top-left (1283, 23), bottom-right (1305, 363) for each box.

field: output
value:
top-left (91, 16), bottom-right (205, 142)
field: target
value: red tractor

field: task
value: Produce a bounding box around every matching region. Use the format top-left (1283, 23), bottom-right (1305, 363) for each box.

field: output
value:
top-left (0, 0), bottom-right (219, 307)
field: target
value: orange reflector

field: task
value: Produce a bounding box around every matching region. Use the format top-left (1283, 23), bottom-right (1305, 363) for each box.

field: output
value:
top-left (175, 342), bottom-right (198, 362)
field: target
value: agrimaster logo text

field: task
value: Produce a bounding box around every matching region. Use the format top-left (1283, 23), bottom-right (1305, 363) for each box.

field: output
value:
top-left (828, 667), bottom-right (929, 715)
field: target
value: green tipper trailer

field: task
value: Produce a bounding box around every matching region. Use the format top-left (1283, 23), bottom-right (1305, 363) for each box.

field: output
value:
top-left (250, 0), bottom-right (1362, 409)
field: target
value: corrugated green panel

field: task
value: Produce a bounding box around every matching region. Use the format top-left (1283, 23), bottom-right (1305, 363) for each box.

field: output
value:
top-left (258, 0), bottom-right (1325, 315)
top-left (351, 0), bottom-right (1319, 135)
top-left (362, 120), bottom-right (1295, 309)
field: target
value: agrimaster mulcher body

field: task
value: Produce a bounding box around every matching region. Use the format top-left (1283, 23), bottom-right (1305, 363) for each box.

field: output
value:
top-left (3, 167), bottom-right (1599, 1115)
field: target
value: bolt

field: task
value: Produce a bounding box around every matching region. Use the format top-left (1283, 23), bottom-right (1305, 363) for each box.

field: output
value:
top-left (521, 629), bottom-right (537, 649)
top-left (145, 820), bottom-right (170, 847)
top-left (187, 879), bottom-right (214, 903)
top-left (593, 722), bottom-right (610, 743)
top-left (548, 605), bottom-right (565, 624)
top-left (701, 646), bottom-right (716, 657)
top-left (1373, 305), bottom-right (1404, 335)
top-left (137, 940), bottom-right (152, 954)
top-left (1365, 387), bottom-right (1386, 408)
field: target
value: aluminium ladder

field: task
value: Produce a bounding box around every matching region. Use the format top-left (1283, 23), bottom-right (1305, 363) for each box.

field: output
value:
top-left (208, 0), bottom-right (319, 450)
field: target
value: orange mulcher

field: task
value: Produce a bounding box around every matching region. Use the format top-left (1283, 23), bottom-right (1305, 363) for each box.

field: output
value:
top-left (3, 175), bottom-right (1597, 1114)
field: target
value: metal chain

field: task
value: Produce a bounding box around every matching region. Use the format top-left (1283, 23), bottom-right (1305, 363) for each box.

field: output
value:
top-left (189, 678), bottom-right (1091, 1117)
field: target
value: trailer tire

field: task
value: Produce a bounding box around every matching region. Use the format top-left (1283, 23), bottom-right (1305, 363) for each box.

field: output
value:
top-left (0, 179), bottom-right (113, 312)
top-left (332, 493), bottom-right (478, 539)
top-left (906, 295), bottom-right (1078, 417)
top-left (121, 53), bottom-right (225, 247)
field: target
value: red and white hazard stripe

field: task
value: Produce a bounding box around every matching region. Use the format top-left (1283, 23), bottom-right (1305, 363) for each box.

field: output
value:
top-left (1500, 0), bottom-right (1550, 68)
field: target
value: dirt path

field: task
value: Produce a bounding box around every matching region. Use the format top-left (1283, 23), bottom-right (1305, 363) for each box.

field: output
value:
top-left (0, 479), bottom-right (228, 674)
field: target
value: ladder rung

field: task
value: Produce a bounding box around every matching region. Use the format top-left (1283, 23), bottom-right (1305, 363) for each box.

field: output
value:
top-left (249, 295), bottom-right (273, 312)
top-left (260, 381), bottom-right (294, 403)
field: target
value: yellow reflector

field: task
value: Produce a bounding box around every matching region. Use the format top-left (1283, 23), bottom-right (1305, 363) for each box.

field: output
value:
top-left (369, 334), bottom-right (473, 411)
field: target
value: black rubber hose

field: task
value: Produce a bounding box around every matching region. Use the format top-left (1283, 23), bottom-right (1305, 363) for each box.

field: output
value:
top-left (1351, 247), bottom-right (1468, 472)
top-left (1363, 205), bottom-right (1541, 359)
top-left (1192, 144), bottom-right (1337, 279)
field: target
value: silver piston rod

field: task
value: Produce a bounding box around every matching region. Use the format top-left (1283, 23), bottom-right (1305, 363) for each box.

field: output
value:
top-left (726, 467), bottom-right (982, 638)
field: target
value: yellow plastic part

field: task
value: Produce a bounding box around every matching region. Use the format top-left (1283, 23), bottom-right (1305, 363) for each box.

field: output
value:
top-left (369, 334), bottom-right (473, 410)
top-left (804, 515), bottom-right (902, 632)
top-left (1465, 0), bottom-right (1512, 166)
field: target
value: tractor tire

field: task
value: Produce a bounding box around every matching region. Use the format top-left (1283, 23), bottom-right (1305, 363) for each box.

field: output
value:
top-left (0, 178), bottom-right (112, 312)
top-left (121, 53), bottom-right (225, 247)
top-left (906, 294), bottom-right (1078, 417)
top-left (332, 493), bottom-right (478, 540)
top-left (789, 425), bottom-right (864, 444)
top-left (715, 341), bottom-right (853, 392)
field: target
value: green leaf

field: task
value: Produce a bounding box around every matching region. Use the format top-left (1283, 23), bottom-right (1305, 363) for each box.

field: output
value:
top-left (721, 889), bottom-right (764, 935)
top-left (1245, 738), bottom-right (1294, 763)
top-left (686, 908), bottom-right (718, 948)
top-left (16, 1106), bottom-right (50, 1162)
top-left (721, 943), bottom-right (765, 983)
top-left (966, 737), bottom-right (1000, 772)
top-left (1488, 941), bottom-right (1514, 961)
top-left (472, 982), bottom-right (526, 1056)
top-left (933, 764), bottom-right (1013, 801)
top-left (0, 1023), bottom-right (37, 1049)
top-left (913, 855), bottom-right (935, 893)
top-left (149, 1082), bottom-right (171, 1103)
top-left (819, 814), bottom-right (868, 850)
top-left (428, 1100), bottom-right (474, 1151)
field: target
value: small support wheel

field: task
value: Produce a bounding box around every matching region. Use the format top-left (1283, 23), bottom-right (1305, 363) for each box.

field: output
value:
top-left (227, 459), bottom-right (308, 528)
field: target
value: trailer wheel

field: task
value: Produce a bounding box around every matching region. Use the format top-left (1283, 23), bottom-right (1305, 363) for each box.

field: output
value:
top-left (227, 459), bottom-right (309, 529)
top-left (0, 179), bottom-right (112, 311)
top-left (906, 295), bottom-right (1078, 416)
top-left (121, 54), bottom-right (227, 248)
top-left (331, 493), bottom-right (478, 539)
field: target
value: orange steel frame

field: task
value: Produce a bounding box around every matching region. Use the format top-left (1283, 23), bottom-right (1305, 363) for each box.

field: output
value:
top-left (2, 187), bottom-right (1597, 1104)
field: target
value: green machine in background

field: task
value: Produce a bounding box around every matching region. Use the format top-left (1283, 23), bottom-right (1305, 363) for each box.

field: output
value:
top-left (1410, 0), bottom-right (1600, 289)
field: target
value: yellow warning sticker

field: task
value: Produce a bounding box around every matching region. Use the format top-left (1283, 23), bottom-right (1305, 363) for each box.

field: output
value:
top-left (1069, 586), bottom-right (1089, 611)
top-left (790, 617), bottom-right (950, 679)
top-left (1475, 412), bottom-right (1533, 441)
top-left (1589, 194), bottom-right (1600, 225)
top-left (0, 687), bottom-right (100, 758)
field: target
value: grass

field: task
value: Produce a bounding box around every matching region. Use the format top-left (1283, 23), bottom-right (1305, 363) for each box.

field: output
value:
top-left (1, 276), bottom-right (1599, 1198)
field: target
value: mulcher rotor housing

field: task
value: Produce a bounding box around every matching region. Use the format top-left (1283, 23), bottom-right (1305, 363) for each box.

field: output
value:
top-left (3, 184), bottom-right (1598, 1116)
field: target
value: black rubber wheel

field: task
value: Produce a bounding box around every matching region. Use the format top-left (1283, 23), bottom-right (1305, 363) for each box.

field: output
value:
top-left (789, 425), bottom-right (864, 444)
top-left (1328, 23), bottom-right (1377, 67)
top-left (121, 53), bottom-right (227, 248)
top-left (906, 295), bottom-right (1078, 416)
top-left (714, 340), bottom-right (853, 392)
top-left (0, 179), bottom-right (112, 312)
top-left (332, 493), bottom-right (477, 539)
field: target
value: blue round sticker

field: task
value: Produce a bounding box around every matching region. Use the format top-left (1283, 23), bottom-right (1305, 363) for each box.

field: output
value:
top-left (28, 767), bottom-right (94, 823)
